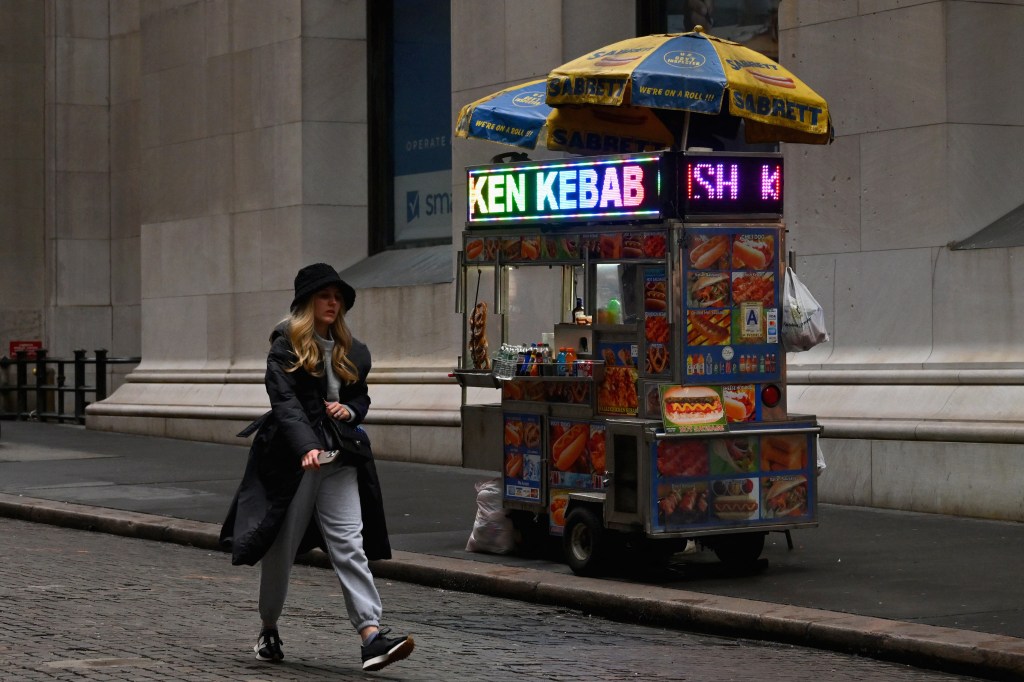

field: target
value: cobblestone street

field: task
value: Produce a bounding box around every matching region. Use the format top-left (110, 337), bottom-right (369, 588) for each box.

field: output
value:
top-left (0, 518), bottom-right (979, 681)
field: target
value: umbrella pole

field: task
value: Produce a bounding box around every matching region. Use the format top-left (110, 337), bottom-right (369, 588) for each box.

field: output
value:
top-left (680, 111), bottom-right (691, 151)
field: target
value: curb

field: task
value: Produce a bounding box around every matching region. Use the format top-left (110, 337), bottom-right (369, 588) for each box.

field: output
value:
top-left (1, 493), bottom-right (1022, 681)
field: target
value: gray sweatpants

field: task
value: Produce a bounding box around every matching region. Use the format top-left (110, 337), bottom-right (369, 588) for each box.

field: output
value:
top-left (258, 462), bottom-right (383, 632)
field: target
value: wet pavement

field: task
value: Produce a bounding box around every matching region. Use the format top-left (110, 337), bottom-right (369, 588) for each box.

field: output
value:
top-left (1, 420), bottom-right (1023, 680)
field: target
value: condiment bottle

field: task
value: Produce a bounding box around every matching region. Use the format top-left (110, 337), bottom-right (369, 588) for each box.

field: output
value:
top-left (572, 297), bottom-right (586, 324)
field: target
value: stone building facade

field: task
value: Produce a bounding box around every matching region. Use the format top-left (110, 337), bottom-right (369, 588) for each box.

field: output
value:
top-left (1, 1), bottom-right (1022, 520)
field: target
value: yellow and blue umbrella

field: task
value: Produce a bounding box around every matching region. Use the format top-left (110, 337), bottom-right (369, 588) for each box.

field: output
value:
top-left (546, 28), bottom-right (831, 145)
top-left (455, 79), bottom-right (675, 154)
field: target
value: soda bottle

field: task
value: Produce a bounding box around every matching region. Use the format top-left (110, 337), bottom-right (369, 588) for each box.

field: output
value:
top-left (556, 347), bottom-right (567, 376)
top-left (606, 298), bottom-right (622, 325)
top-left (564, 347), bottom-right (577, 376)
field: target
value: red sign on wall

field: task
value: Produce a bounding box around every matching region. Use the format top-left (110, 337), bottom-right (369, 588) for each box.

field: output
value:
top-left (9, 340), bottom-right (42, 359)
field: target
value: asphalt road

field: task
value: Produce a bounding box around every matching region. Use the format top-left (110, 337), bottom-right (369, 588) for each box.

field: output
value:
top-left (0, 517), bottom-right (980, 682)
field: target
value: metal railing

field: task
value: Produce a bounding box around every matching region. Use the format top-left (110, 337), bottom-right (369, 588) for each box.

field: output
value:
top-left (0, 349), bottom-right (141, 424)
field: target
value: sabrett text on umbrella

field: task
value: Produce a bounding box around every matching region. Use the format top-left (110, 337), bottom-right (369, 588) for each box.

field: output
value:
top-left (547, 76), bottom-right (628, 100)
top-left (725, 58), bottom-right (779, 71)
top-left (551, 128), bottom-right (664, 154)
top-left (732, 90), bottom-right (823, 127)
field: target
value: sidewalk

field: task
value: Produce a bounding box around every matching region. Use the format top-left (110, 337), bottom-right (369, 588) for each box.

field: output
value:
top-left (1, 420), bottom-right (1022, 680)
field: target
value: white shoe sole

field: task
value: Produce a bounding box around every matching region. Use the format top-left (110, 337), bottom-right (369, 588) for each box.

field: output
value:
top-left (362, 636), bottom-right (415, 672)
top-left (253, 643), bottom-right (283, 662)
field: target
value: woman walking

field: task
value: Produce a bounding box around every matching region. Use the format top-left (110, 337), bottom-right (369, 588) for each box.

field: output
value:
top-left (220, 263), bottom-right (414, 672)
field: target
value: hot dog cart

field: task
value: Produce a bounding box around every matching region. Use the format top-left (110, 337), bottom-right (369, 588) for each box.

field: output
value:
top-left (453, 150), bottom-right (819, 575)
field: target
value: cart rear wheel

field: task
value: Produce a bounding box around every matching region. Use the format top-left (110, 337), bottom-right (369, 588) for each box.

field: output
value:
top-left (710, 532), bottom-right (765, 566)
top-left (563, 506), bottom-right (607, 576)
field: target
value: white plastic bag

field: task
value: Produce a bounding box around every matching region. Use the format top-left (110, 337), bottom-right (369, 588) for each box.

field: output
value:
top-left (465, 479), bottom-right (514, 554)
top-left (816, 437), bottom-right (827, 477)
top-left (781, 267), bottom-right (829, 351)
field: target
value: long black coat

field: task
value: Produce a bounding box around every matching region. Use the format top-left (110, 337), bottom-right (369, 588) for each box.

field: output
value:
top-left (219, 324), bottom-right (391, 565)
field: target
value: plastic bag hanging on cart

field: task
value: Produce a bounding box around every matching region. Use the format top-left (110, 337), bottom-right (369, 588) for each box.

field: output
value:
top-left (781, 267), bottom-right (829, 351)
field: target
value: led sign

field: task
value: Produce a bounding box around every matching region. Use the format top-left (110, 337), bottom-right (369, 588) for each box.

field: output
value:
top-left (682, 154), bottom-right (783, 217)
top-left (466, 153), bottom-right (662, 227)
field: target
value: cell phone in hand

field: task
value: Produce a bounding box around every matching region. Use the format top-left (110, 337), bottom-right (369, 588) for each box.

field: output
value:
top-left (317, 450), bottom-right (340, 465)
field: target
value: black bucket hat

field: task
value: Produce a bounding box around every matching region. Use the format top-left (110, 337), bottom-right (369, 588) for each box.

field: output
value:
top-left (290, 263), bottom-right (356, 312)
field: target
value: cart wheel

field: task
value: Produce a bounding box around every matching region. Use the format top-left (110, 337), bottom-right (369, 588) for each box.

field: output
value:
top-left (711, 532), bottom-right (766, 566)
top-left (563, 506), bottom-right (607, 576)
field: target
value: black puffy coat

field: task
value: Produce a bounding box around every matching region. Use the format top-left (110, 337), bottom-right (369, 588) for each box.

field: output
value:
top-left (219, 323), bottom-right (391, 565)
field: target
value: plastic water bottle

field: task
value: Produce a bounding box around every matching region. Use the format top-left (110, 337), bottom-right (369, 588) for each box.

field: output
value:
top-left (564, 347), bottom-right (577, 376)
top-left (556, 347), bottom-right (567, 376)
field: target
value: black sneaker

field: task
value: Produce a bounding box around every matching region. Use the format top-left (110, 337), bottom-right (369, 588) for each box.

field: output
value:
top-left (361, 627), bottom-right (414, 672)
top-left (254, 628), bottom-right (284, 662)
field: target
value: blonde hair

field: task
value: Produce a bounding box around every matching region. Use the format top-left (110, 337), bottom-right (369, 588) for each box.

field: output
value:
top-left (284, 298), bottom-right (359, 384)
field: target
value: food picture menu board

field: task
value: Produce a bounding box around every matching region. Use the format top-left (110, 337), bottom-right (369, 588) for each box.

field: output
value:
top-left (596, 342), bottom-right (640, 416)
top-left (651, 430), bottom-right (815, 532)
top-left (643, 267), bottom-right (671, 376)
top-left (503, 413), bottom-right (543, 502)
top-left (464, 229), bottom-right (669, 264)
top-left (683, 228), bottom-right (781, 387)
top-left (548, 419), bottom-right (606, 491)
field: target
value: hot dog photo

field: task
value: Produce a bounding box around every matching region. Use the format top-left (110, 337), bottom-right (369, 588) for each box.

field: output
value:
top-left (659, 385), bottom-right (726, 430)
top-left (711, 477), bottom-right (760, 521)
top-left (645, 279), bottom-right (668, 311)
top-left (622, 232), bottom-right (645, 259)
top-left (520, 235), bottom-right (541, 261)
top-left (465, 237), bottom-right (485, 262)
top-left (723, 384), bottom-right (756, 422)
top-left (549, 420), bottom-right (605, 489)
top-left (687, 310), bottom-right (730, 345)
top-left (732, 234), bottom-right (774, 270)
top-left (688, 233), bottom-right (730, 270)
top-left (550, 421), bottom-right (589, 473)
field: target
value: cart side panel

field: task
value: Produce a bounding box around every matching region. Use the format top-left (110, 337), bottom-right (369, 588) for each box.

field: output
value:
top-left (650, 426), bottom-right (817, 535)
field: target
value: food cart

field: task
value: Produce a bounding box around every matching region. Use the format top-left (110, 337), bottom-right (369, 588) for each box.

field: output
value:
top-left (453, 150), bottom-right (819, 575)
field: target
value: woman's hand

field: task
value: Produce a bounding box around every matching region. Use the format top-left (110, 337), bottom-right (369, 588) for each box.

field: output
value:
top-left (324, 400), bottom-right (350, 421)
top-left (302, 449), bottom-right (321, 470)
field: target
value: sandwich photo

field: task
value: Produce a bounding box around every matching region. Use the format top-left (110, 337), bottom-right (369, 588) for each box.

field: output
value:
top-left (710, 437), bottom-right (757, 474)
top-left (687, 272), bottom-right (730, 308)
top-left (762, 476), bottom-right (808, 518)
top-left (661, 385), bottom-right (724, 426)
